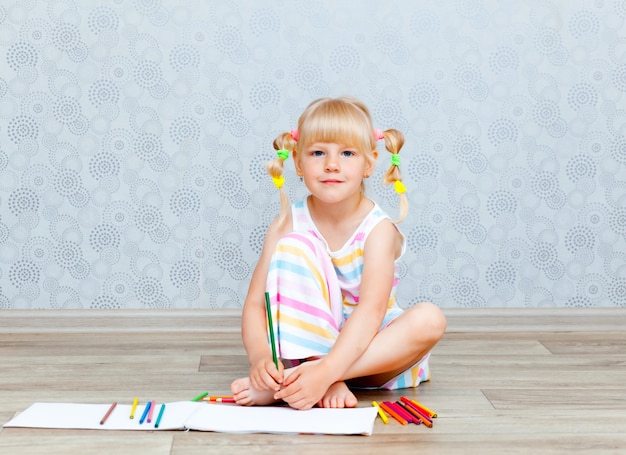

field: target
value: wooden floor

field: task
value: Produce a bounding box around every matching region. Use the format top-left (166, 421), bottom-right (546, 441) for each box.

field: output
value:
top-left (1, 309), bottom-right (625, 454)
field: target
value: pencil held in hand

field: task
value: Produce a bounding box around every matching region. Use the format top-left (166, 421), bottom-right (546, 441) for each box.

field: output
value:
top-left (265, 292), bottom-right (278, 369)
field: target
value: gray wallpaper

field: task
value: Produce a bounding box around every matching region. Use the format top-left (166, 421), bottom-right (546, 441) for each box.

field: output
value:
top-left (0, 0), bottom-right (625, 310)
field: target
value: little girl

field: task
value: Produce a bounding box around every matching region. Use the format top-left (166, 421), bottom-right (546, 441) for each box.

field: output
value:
top-left (231, 97), bottom-right (447, 410)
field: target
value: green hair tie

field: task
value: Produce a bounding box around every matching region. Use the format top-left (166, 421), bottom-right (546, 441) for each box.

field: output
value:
top-left (277, 149), bottom-right (289, 160)
top-left (391, 154), bottom-right (401, 167)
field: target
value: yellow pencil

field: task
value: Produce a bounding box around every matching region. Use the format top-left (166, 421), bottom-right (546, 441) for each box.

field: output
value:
top-left (129, 397), bottom-right (139, 419)
top-left (372, 401), bottom-right (389, 424)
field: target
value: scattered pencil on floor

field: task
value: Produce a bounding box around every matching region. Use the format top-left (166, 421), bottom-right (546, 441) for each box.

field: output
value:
top-left (372, 401), bottom-right (388, 424)
top-left (374, 397), bottom-right (438, 428)
top-left (191, 392), bottom-right (208, 402)
top-left (204, 396), bottom-right (236, 403)
top-left (379, 401), bottom-right (407, 425)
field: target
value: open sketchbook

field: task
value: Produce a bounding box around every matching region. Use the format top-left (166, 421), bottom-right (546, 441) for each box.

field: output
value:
top-left (3, 401), bottom-right (378, 435)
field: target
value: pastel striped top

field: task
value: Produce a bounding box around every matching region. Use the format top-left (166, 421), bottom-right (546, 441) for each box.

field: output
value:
top-left (291, 198), bottom-right (405, 319)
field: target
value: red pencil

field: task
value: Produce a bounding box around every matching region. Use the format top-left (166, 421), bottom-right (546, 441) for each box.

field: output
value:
top-left (399, 401), bottom-right (433, 428)
top-left (390, 401), bottom-right (419, 425)
top-left (210, 397), bottom-right (235, 403)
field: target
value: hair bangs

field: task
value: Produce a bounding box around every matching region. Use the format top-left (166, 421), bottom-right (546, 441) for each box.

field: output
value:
top-left (297, 98), bottom-right (374, 154)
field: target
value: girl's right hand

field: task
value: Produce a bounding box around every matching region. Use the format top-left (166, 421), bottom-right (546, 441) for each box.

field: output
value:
top-left (249, 357), bottom-right (283, 392)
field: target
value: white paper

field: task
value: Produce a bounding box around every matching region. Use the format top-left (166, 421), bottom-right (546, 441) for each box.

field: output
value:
top-left (2, 401), bottom-right (199, 431)
top-left (185, 403), bottom-right (378, 435)
top-left (4, 402), bottom-right (377, 435)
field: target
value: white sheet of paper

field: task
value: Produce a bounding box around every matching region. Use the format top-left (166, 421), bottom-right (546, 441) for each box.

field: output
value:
top-left (4, 402), bottom-right (377, 435)
top-left (185, 403), bottom-right (378, 435)
top-left (3, 401), bottom-right (199, 431)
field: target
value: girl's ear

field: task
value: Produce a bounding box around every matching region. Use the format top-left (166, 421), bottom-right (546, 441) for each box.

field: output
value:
top-left (292, 150), bottom-right (303, 176)
top-left (365, 150), bottom-right (378, 174)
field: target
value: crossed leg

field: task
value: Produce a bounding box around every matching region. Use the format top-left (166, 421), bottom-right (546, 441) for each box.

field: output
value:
top-left (231, 302), bottom-right (446, 408)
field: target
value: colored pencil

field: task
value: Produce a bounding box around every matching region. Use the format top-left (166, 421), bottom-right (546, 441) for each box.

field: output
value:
top-left (390, 401), bottom-right (419, 425)
top-left (379, 401), bottom-right (407, 425)
top-left (99, 402), bottom-right (117, 425)
top-left (154, 404), bottom-right (166, 428)
top-left (208, 397), bottom-right (235, 403)
top-left (401, 396), bottom-right (437, 418)
top-left (139, 401), bottom-right (151, 424)
top-left (146, 400), bottom-right (156, 423)
top-left (129, 397), bottom-right (139, 419)
top-left (265, 292), bottom-right (278, 369)
top-left (191, 392), bottom-right (208, 402)
top-left (371, 401), bottom-right (388, 424)
top-left (398, 401), bottom-right (432, 428)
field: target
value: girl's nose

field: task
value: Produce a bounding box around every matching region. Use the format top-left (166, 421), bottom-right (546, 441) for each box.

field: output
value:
top-left (325, 156), bottom-right (339, 172)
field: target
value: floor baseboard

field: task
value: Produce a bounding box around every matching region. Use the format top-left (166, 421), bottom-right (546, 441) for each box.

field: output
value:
top-left (1, 308), bottom-right (624, 333)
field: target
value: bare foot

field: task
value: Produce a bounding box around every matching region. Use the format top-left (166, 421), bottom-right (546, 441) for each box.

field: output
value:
top-left (316, 381), bottom-right (358, 408)
top-left (230, 377), bottom-right (279, 406)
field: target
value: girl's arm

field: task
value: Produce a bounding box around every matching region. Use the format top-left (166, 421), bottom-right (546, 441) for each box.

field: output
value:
top-left (240, 216), bottom-right (291, 391)
top-left (275, 219), bottom-right (401, 407)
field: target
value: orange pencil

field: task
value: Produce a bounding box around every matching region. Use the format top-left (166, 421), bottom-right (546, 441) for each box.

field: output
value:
top-left (399, 401), bottom-right (433, 428)
top-left (379, 401), bottom-right (408, 425)
top-left (401, 396), bottom-right (437, 418)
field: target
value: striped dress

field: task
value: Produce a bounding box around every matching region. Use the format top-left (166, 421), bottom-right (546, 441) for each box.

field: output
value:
top-left (265, 198), bottom-right (430, 390)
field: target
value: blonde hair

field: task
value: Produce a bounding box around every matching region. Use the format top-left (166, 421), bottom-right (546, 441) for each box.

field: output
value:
top-left (267, 97), bottom-right (408, 226)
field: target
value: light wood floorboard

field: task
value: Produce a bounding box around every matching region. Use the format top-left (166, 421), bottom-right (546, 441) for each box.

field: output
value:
top-left (1, 310), bottom-right (625, 454)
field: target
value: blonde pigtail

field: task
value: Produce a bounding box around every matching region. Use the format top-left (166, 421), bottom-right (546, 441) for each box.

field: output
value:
top-left (267, 132), bottom-right (297, 228)
top-left (381, 129), bottom-right (408, 223)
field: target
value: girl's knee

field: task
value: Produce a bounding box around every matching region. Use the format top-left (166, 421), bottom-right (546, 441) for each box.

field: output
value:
top-left (411, 301), bottom-right (447, 341)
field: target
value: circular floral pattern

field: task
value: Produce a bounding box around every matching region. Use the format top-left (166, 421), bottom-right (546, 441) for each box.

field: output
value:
top-left (170, 259), bottom-right (200, 288)
top-left (487, 190), bottom-right (517, 217)
top-left (8, 260), bottom-right (40, 287)
top-left (8, 187), bottom-right (39, 216)
top-left (489, 46), bottom-right (519, 74)
top-left (487, 118), bottom-right (518, 146)
top-left (170, 188), bottom-right (201, 216)
top-left (134, 205), bottom-right (163, 233)
top-left (6, 41), bottom-right (38, 70)
top-left (89, 152), bottom-right (120, 180)
top-left (607, 278), bottom-right (626, 306)
top-left (7, 115), bottom-right (39, 144)
top-left (249, 81), bottom-right (280, 110)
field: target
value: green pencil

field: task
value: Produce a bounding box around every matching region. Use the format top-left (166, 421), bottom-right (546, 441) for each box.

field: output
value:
top-left (265, 292), bottom-right (278, 369)
top-left (191, 392), bottom-right (208, 402)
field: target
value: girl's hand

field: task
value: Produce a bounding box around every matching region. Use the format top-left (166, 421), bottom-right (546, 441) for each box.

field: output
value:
top-left (249, 357), bottom-right (283, 392)
top-left (273, 362), bottom-right (332, 410)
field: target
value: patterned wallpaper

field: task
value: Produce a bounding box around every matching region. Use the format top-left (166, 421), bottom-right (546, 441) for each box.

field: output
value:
top-left (0, 0), bottom-right (625, 310)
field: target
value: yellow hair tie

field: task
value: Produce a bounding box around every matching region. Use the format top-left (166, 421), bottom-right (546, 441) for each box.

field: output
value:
top-left (394, 180), bottom-right (407, 194)
top-left (272, 176), bottom-right (285, 189)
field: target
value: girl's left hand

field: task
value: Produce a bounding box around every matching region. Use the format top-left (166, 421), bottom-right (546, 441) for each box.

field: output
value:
top-left (273, 361), bottom-right (333, 410)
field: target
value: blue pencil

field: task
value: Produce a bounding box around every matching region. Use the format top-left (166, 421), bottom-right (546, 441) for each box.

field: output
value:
top-left (139, 401), bottom-right (151, 424)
